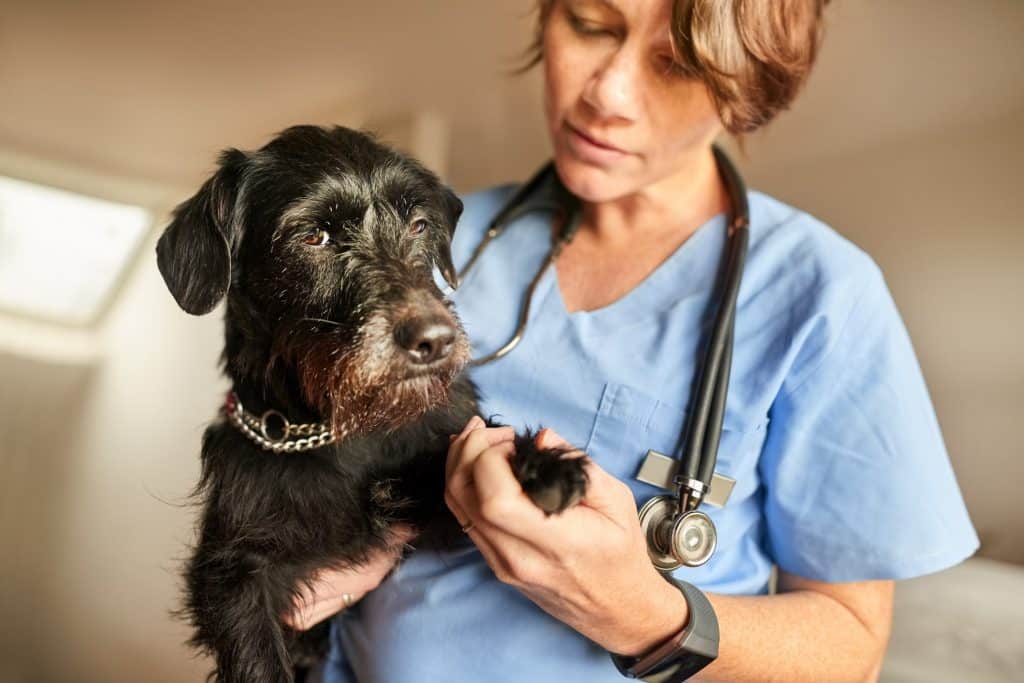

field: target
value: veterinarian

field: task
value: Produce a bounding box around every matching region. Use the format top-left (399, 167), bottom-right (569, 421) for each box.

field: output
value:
top-left (290, 0), bottom-right (978, 680)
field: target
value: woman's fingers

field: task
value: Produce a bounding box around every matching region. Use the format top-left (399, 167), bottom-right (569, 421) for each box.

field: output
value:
top-left (578, 463), bottom-right (636, 527)
top-left (285, 570), bottom-right (355, 631)
top-left (445, 416), bottom-right (514, 481)
top-left (446, 469), bottom-right (514, 578)
top-left (445, 437), bottom-right (516, 527)
top-left (446, 419), bottom-right (625, 587)
top-left (537, 427), bottom-right (586, 458)
top-left (535, 426), bottom-right (570, 449)
top-left (283, 533), bottom-right (410, 631)
top-left (471, 442), bottom-right (547, 534)
top-left (286, 587), bottom-right (350, 631)
top-left (445, 433), bottom-right (554, 582)
top-left (444, 416), bottom-right (483, 522)
top-left (445, 418), bottom-right (514, 518)
top-left (458, 486), bottom-right (550, 586)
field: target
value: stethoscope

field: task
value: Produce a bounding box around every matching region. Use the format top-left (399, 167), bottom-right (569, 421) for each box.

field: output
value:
top-left (455, 146), bottom-right (749, 571)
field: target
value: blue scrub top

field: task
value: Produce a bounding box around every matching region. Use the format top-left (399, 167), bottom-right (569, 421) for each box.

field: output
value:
top-left (321, 174), bottom-right (978, 682)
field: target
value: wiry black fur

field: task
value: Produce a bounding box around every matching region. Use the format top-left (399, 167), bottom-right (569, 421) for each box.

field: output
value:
top-left (157, 125), bottom-right (589, 683)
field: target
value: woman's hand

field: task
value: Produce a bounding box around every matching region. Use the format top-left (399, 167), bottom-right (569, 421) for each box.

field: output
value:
top-left (444, 416), bottom-right (689, 657)
top-left (283, 525), bottom-right (416, 631)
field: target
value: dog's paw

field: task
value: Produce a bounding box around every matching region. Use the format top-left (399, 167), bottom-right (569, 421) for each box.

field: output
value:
top-left (511, 433), bottom-right (589, 515)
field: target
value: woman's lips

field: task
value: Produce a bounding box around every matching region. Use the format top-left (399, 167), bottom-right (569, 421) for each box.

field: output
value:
top-left (569, 123), bottom-right (626, 152)
top-left (565, 122), bottom-right (630, 163)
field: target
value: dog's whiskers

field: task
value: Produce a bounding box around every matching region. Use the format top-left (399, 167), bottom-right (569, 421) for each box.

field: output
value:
top-left (301, 317), bottom-right (343, 327)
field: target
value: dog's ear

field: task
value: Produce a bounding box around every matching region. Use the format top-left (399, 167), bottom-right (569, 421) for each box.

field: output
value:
top-left (156, 148), bottom-right (247, 315)
top-left (435, 187), bottom-right (463, 289)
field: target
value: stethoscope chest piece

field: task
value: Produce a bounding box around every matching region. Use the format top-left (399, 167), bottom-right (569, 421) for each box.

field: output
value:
top-left (639, 495), bottom-right (718, 570)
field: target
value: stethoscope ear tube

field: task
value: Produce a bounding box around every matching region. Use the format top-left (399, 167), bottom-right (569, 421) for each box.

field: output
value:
top-left (462, 164), bottom-right (582, 367)
top-left (456, 162), bottom-right (556, 288)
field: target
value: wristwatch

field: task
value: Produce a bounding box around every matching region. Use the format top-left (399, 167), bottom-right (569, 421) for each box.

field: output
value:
top-left (609, 577), bottom-right (719, 682)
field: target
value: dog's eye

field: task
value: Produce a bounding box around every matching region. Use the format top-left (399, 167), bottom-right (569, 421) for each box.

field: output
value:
top-left (409, 219), bottom-right (428, 236)
top-left (302, 229), bottom-right (331, 247)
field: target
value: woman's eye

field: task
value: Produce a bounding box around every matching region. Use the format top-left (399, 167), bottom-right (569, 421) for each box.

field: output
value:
top-left (409, 219), bottom-right (428, 236)
top-left (568, 13), bottom-right (615, 38)
top-left (302, 229), bottom-right (331, 247)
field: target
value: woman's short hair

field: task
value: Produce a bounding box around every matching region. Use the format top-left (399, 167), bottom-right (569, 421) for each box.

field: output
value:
top-left (522, 0), bottom-right (830, 135)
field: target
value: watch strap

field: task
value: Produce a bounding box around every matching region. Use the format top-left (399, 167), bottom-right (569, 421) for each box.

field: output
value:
top-left (610, 578), bottom-right (719, 681)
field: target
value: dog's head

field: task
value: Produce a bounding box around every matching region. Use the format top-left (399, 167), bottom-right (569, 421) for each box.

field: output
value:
top-left (157, 124), bottom-right (470, 437)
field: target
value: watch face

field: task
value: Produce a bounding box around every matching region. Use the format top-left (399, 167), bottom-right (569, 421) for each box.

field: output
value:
top-left (612, 645), bottom-right (714, 682)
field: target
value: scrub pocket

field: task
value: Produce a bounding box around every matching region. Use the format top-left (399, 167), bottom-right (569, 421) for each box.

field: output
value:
top-left (582, 382), bottom-right (767, 504)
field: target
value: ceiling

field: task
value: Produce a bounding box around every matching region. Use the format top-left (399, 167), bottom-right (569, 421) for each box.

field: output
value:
top-left (0, 0), bottom-right (1021, 194)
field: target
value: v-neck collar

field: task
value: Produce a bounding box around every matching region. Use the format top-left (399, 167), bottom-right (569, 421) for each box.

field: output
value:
top-left (489, 168), bottom-right (736, 337)
top-left (537, 209), bottom-right (729, 334)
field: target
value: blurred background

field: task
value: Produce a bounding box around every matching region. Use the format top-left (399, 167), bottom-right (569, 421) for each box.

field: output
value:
top-left (0, 0), bottom-right (1021, 681)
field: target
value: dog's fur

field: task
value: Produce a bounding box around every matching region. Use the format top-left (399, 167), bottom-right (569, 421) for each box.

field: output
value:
top-left (157, 125), bottom-right (589, 683)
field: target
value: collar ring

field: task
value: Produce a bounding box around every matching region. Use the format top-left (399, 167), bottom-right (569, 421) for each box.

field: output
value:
top-left (259, 409), bottom-right (290, 443)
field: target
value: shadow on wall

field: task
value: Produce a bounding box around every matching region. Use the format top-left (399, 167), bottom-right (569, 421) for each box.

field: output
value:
top-left (0, 354), bottom-right (96, 680)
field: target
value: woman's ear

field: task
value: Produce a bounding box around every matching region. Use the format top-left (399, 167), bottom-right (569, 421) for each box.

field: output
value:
top-left (435, 187), bottom-right (463, 290)
top-left (156, 148), bottom-right (248, 315)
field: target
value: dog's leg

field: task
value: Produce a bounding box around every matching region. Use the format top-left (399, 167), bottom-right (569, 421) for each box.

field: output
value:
top-left (185, 545), bottom-right (296, 683)
top-left (509, 431), bottom-right (589, 515)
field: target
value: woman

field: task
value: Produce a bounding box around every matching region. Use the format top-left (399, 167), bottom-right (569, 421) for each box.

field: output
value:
top-left (289, 1), bottom-right (978, 680)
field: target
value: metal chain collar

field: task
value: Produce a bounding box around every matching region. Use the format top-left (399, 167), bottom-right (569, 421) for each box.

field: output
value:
top-left (224, 392), bottom-right (336, 454)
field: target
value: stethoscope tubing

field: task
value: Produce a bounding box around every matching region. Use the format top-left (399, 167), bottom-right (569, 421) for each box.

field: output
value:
top-left (460, 163), bottom-right (582, 367)
top-left (456, 163), bottom-right (557, 289)
top-left (676, 147), bottom-right (749, 506)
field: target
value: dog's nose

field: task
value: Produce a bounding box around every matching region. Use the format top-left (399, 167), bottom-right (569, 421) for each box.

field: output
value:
top-left (394, 318), bottom-right (456, 365)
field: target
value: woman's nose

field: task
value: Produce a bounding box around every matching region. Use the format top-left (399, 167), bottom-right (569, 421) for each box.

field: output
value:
top-left (581, 47), bottom-right (641, 122)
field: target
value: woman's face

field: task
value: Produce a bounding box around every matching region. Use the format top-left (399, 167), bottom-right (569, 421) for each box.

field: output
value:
top-left (542, 0), bottom-right (723, 202)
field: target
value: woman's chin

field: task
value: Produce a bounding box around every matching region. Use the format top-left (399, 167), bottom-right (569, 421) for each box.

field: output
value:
top-left (553, 153), bottom-right (640, 203)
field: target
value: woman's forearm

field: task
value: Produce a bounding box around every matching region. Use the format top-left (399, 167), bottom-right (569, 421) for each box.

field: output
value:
top-left (698, 582), bottom-right (892, 683)
top-left (628, 574), bottom-right (893, 683)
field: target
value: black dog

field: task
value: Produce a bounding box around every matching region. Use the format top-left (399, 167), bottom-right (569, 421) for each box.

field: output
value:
top-left (156, 125), bottom-right (589, 683)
